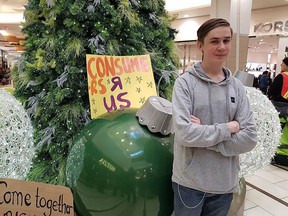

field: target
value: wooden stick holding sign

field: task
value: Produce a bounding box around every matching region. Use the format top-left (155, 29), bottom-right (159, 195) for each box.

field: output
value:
top-left (0, 178), bottom-right (74, 216)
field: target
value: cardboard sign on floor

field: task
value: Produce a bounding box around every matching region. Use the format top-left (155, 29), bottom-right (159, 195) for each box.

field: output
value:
top-left (0, 178), bottom-right (74, 215)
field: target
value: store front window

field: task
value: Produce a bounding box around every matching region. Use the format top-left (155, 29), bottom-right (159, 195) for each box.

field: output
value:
top-left (246, 35), bottom-right (279, 78)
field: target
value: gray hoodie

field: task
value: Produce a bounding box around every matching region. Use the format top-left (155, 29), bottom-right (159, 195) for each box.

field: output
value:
top-left (172, 62), bottom-right (257, 193)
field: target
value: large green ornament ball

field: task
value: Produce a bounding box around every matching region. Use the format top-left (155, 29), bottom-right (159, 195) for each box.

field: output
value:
top-left (66, 109), bottom-right (174, 216)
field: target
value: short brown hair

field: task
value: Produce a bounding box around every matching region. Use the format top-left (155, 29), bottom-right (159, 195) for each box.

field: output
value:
top-left (197, 18), bottom-right (233, 43)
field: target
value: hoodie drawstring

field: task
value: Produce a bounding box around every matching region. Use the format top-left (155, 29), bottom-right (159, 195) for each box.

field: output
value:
top-left (226, 80), bottom-right (232, 121)
top-left (207, 82), bottom-right (214, 125)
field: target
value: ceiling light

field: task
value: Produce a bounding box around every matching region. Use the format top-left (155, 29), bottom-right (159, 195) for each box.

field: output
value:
top-left (0, 30), bottom-right (9, 36)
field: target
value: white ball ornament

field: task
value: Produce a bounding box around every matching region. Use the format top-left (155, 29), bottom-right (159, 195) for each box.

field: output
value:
top-left (0, 89), bottom-right (35, 179)
top-left (239, 87), bottom-right (281, 177)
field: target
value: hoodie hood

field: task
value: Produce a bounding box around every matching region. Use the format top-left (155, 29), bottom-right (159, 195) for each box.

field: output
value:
top-left (185, 62), bottom-right (232, 85)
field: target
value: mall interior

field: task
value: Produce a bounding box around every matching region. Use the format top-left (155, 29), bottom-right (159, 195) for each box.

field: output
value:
top-left (1, 0), bottom-right (288, 216)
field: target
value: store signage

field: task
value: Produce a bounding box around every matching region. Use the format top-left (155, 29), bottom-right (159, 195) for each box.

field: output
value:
top-left (254, 20), bottom-right (288, 34)
top-left (0, 26), bottom-right (8, 30)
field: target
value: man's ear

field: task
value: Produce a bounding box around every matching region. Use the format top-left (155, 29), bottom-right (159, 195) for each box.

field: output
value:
top-left (197, 41), bottom-right (203, 51)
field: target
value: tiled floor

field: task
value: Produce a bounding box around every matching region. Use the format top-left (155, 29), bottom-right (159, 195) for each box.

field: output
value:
top-left (243, 163), bottom-right (288, 216)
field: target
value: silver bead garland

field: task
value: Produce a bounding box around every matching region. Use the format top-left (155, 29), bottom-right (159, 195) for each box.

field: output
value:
top-left (0, 89), bottom-right (35, 179)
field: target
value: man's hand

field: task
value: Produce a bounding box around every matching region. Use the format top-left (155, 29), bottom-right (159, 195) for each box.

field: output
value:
top-left (227, 121), bottom-right (240, 134)
top-left (191, 115), bottom-right (239, 134)
top-left (191, 115), bottom-right (201, 125)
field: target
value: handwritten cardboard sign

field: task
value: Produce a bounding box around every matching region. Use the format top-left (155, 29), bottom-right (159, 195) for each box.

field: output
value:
top-left (86, 54), bottom-right (157, 119)
top-left (0, 178), bottom-right (74, 216)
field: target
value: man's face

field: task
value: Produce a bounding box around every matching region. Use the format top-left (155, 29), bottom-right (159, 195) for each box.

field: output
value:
top-left (281, 61), bottom-right (288, 72)
top-left (197, 26), bottom-right (232, 65)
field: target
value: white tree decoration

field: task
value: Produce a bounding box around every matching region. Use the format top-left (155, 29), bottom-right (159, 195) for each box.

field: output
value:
top-left (0, 89), bottom-right (35, 179)
top-left (239, 87), bottom-right (282, 177)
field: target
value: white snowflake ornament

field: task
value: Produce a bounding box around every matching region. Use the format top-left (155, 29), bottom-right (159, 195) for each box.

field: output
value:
top-left (239, 87), bottom-right (281, 177)
top-left (0, 89), bottom-right (35, 179)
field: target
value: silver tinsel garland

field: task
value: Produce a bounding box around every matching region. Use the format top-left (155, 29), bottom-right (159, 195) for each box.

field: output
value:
top-left (0, 89), bottom-right (35, 179)
top-left (239, 87), bottom-right (282, 177)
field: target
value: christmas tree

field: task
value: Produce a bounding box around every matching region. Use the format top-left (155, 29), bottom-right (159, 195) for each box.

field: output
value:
top-left (13, 0), bottom-right (179, 185)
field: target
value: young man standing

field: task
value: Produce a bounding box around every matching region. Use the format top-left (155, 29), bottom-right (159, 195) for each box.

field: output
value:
top-left (172, 18), bottom-right (257, 216)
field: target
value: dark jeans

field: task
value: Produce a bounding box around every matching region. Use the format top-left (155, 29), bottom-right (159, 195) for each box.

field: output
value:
top-left (172, 182), bottom-right (233, 216)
